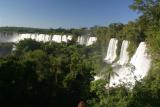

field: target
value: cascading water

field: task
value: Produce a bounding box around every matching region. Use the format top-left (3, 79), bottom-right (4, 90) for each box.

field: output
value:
top-left (104, 38), bottom-right (118, 64)
top-left (94, 38), bottom-right (118, 81)
top-left (67, 35), bottom-right (72, 41)
top-left (0, 33), bottom-right (98, 45)
top-left (0, 33), bottom-right (74, 43)
top-left (109, 42), bottom-right (151, 88)
top-left (77, 36), bottom-right (97, 46)
top-left (77, 36), bottom-right (85, 45)
top-left (0, 33), bottom-right (18, 43)
top-left (130, 42), bottom-right (151, 80)
top-left (93, 38), bottom-right (151, 88)
top-left (45, 34), bottom-right (51, 42)
top-left (116, 40), bottom-right (129, 65)
top-left (0, 32), bottom-right (151, 88)
top-left (86, 37), bottom-right (97, 46)
top-left (52, 35), bottom-right (62, 43)
top-left (62, 35), bottom-right (68, 42)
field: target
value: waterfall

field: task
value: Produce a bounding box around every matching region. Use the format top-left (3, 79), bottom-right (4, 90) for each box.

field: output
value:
top-left (77, 36), bottom-right (97, 45)
top-left (67, 35), bottom-right (72, 41)
top-left (94, 76), bottom-right (101, 81)
top-left (104, 38), bottom-right (118, 64)
top-left (117, 40), bottom-right (129, 65)
top-left (130, 42), bottom-right (151, 80)
top-left (52, 35), bottom-right (62, 43)
top-left (93, 39), bottom-right (151, 88)
top-left (62, 35), bottom-right (68, 42)
top-left (36, 34), bottom-right (43, 41)
top-left (0, 33), bottom-right (74, 43)
top-left (77, 36), bottom-right (85, 45)
top-left (44, 34), bottom-right (51, 42)
top-left (109, 42), bottom-right (151, 88)
top-left (86, 37), bottom-right (97, 46)
top-left (62, 35), bottom-right (73, 42)
top-left (0, 33), bottom-right (18, 43)
top-left (0, 33), bottom-right (97, 45)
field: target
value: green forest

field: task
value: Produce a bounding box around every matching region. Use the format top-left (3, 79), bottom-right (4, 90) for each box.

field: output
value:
top-left (0, 0), bottom-right (160, 107)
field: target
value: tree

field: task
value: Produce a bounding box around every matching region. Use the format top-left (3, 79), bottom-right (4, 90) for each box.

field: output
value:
top-left (100, 65), bottom-right (118, 95)
top-left (50, 56), bottom-right (62, 84)
top-left (130, 0), bottom-right (160, 28)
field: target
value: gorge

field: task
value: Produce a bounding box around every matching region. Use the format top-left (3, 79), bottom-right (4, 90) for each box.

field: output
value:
top-left (0, 33), bottom-right (152, 88)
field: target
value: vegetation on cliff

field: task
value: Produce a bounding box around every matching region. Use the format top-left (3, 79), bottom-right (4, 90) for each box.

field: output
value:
top-left (0, 0), bottom-right (160, 107)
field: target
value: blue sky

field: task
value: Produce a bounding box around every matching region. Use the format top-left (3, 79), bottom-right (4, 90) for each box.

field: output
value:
top-left (0, 0), bottom-right (139, 28)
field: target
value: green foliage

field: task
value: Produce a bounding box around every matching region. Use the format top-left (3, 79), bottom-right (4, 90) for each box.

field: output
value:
top-left (0, 39), bottom-right (96, 107)
top-left (15, 39), bottom-right (42, 55)
top-left (0, 43), bottom-right (13, 57)
top-left (89, 0), bottom-right (160, 107)
top-left (0, 27), bottom-right (90, 36)
top-left (1, 0), bottom-right (160, 106)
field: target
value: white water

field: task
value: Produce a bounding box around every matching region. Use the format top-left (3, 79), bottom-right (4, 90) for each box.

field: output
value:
top-left (94, 76), bottom-right (101, 81)
top-left (0, 33), bottom-right (19, 42)
top-left (104, 38), bottom-right (118, 64)
top-left (67, 35), bottom-right (72, 41)
top-left (130, 42), bottom-right (151, 80)
top-left (86, 37), bottom-right (97, 46)
top-left (109, 42), bottom-right (151, 88)
top-left (117, 40), bottom-right (129, 65)
top-left (0, 33), bottom-right (73, 43)
top-left (77, 36), bottom-right (85, 45)
top-left (93, 39), bottom-right (151, 88)
top-left (0, 33), bottom-right (98, 45)
top-left (51, 35), bottom-right (62, 43)
top-left (62, 35), bottom-right (67, 42)
top-left (77, 36), bottom-right (97, 45)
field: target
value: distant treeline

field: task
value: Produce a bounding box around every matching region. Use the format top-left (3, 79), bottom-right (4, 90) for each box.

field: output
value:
top-left (0, 27), bottom-right (89, 36)
top-left (0, 0), bottom-right (160, 107)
